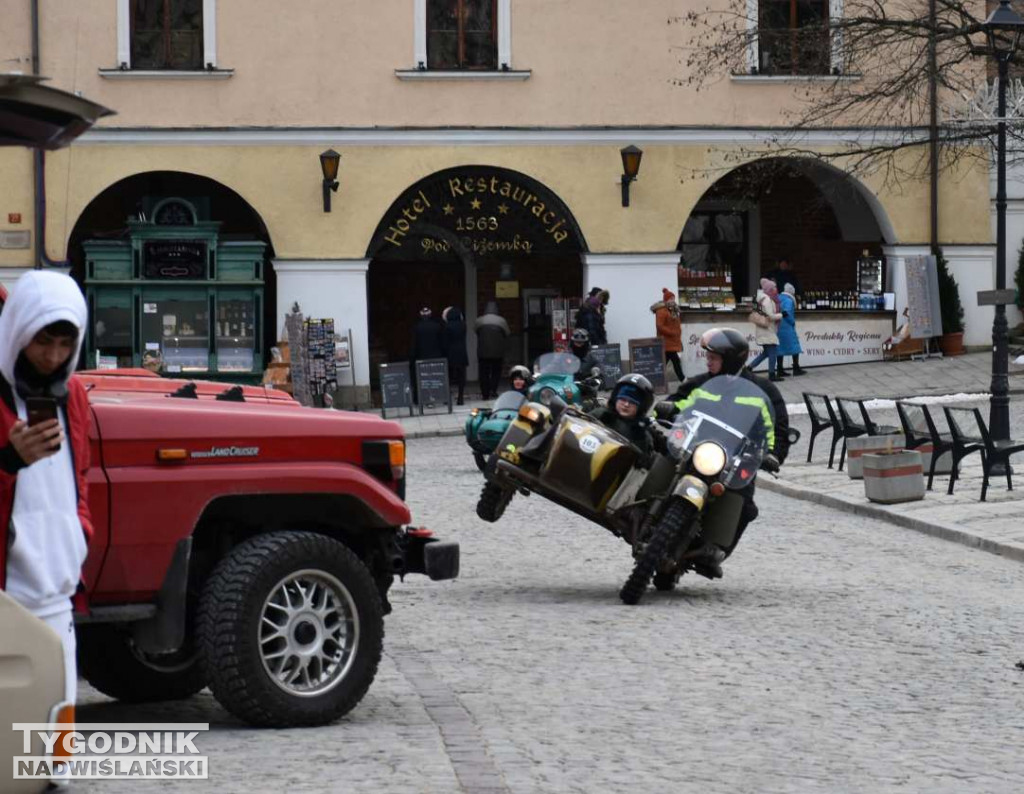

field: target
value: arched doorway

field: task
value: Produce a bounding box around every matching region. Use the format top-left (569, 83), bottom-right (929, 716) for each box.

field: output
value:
top-left (678, 157), bottom-right (893, 302)
top-left (68, 171), bottom-right (275, 380)
top-left (365, 166), bottom-right (587, 391)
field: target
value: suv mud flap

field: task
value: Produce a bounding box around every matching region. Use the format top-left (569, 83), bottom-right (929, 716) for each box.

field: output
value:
top-left (398, 530), bottom-right (460, 581)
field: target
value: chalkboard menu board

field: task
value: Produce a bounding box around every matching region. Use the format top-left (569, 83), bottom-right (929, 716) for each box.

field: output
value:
top-left (379, 362), bottom-right (414, 419)
top-left (590, 343), bottom-right (623, 389)
top-left (415, 358), bottom-right (452, 414)
top-left (628, 337), bottom-right (666, 393)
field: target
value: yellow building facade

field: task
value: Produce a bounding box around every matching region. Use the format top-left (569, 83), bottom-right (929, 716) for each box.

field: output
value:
top-left (0, 0), bottom-right (1002, 402)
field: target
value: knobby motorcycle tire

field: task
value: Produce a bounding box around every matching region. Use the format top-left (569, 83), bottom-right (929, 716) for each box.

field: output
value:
top-left (473, 451), bottom-right (488, 472)
top-left (619, 498), bottom-right (700, 606)
top-left (477, 481), bottom-right (514, 522)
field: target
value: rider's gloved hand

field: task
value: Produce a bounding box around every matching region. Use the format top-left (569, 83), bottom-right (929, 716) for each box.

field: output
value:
top-left (654, 401), bottom-right (677, 422)
top-left (761, 453), bottom-right (780, 474)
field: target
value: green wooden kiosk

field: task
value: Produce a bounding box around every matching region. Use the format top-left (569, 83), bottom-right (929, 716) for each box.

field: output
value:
top-left (83, 197), bottom-right (266, 382)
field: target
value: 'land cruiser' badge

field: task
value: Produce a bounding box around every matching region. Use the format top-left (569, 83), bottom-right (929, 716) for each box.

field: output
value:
top-left (191, 445), bottom-right (260, 459)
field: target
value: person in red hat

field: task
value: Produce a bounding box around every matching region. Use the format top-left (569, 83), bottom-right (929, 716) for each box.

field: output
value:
top-left (651, 288), bottom-right (683, 382)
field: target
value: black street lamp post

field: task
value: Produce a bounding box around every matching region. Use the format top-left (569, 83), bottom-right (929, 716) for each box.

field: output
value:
top-left (984, 1), bottom-right (1024, 446)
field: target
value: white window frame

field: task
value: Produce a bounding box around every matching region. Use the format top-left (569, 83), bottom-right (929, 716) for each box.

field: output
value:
top-left (744, 0), bottom-right (843, 77)
top-left (116, 0), bottom-right (217, 70)
top-left (413, 0), bottom-right (511, 71)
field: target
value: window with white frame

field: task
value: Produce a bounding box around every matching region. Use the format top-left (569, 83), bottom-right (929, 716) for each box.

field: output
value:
top-left (414, 0), bottom-right (511, 71)
top-left (747, 0), bottom-right (842, 76)
top-left (117, 0), bottom-right (217, 70)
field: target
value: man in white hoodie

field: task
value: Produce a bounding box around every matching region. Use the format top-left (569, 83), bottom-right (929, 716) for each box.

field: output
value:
top-left (0, 271), bottom-right (92, 712)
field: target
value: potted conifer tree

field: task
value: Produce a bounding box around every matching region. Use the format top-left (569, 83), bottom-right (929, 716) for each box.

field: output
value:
top-left (937, 254), bottom-right (965, 356)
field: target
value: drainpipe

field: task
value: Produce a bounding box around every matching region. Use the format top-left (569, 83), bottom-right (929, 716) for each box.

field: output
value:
top-left (31, 0), bottom-right (71, 270)
top-left (928, 0), bottom-right (939, 256)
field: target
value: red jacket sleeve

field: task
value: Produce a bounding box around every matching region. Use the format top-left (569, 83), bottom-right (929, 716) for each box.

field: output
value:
top-left (68, 378), bottom-right (94, 543)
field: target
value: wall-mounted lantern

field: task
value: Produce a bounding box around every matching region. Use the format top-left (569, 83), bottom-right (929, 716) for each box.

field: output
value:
top-left (320, 149), bottom-right (341, 212)
top-left (620, 145), bottom-right (643, 207)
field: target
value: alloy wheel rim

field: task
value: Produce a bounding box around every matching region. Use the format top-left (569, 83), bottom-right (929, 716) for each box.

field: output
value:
top-left (259, 569), bottom-right (359, 697)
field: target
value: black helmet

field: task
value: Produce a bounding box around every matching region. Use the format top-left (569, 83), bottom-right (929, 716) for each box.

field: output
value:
top-left (700, 327), bottom-right (749, 375)
top-left (609, 373), bottom-right (655, 417)
top-left (509, 365), bottom-right (532, 387)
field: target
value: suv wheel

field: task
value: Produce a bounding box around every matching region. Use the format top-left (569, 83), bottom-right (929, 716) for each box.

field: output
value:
top-left (197, 531), bottom-right (383, 728)
top-left (77, 624), bottom-right (206, 702)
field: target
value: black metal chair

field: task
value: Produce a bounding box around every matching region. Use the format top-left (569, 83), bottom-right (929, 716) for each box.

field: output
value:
top-left (834, 397), bottom-right (899, 471)
top-left (802, 392), bottom-right (842, 467)
top-left (895, 401), bottom-right (954, 491)
top-left (944, 406), bottom-right (1024, 501)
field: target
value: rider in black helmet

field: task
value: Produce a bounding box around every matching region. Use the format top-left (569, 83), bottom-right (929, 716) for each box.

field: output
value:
top-left (657, 327), bottom-right (790, 579)
top-left (508, 365), bottom-right (533, 395)
top-left (588, 373), bottom-right (664, 459)
top-left (568, 327), bottom-right (602, 382)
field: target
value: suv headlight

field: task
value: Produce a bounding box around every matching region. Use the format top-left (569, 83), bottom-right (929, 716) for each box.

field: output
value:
top-left (692, 442), bottom-right (727, 476)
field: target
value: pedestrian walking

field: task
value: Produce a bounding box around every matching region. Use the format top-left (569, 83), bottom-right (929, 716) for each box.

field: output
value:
top-left (651, 287), bottom-right (683, 382)
top-left (747, 278), bottom-right (785, 381)
top-left (0, 271), bottom-right (93, 721)
top-left (442, 306), bottom-right (469, 405)
top-left (776, 282), bottom-right (806, 376)
top-left (575, 288), bottom-right (609, 346)
top-left (475, 301), bottom-right (510, 400)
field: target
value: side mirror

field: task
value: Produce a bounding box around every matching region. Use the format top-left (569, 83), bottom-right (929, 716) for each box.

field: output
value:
top-left (787, 427), bottom-right (802, 444)
top-left (590, 366), bottom-right (602, 377)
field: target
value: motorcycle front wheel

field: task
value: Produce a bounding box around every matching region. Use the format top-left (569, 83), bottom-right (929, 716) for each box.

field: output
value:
top-left (473, 452), bottom-right (487, 472)
top-left (619, 498), bottom-right (700, 605)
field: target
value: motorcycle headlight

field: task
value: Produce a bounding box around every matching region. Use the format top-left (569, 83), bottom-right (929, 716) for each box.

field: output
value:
top-left (538, 387), bottom-right (556, 406)
top-left (692, 442), bottom-right (727, 477)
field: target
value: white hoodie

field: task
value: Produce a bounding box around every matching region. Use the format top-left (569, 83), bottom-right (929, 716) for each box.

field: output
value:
top-left (0, 271), bottom-right (89, 617)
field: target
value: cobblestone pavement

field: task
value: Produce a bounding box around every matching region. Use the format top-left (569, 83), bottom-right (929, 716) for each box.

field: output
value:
top-left (73, 434), bottom-right (1024, 794)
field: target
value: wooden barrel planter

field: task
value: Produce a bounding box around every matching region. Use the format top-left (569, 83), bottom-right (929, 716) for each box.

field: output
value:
top-left (938, 332), bottom-right (964, 357)
top-left (846, 434), bottom-right (905, 480)
top-left (862, 450), bottom-right (926, 504)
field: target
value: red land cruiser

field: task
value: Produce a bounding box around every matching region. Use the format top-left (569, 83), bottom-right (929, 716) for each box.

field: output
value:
top-left (0, 285), bottom-right (459, 728)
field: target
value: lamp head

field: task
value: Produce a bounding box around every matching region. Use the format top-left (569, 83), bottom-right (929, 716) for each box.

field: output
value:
top-left (320, 149), bottom-right (341, 182)
top-left (985, 0), bottom-right (1024, 57)
top-left (620, 145), bottom-right (643, 180)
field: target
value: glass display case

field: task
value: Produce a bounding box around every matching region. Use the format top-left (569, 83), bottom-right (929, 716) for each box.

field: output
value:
top-left (83, 197), bottom-right (266, 381)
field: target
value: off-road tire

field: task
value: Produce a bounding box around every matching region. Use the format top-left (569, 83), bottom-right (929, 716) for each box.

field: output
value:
top-left (620, 499), bottom-right (699, 605)
top-left (476, 482), bottom-right (514, 522)
top-left (197, 531), bottom-right (383, 728)
top-left (77, 624), bottom-right (206, 703)
top-left (473, 451), bottom-right (487, 472)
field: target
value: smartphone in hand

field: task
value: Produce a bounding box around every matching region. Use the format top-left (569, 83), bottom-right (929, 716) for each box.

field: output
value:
top-left (25, 397), bottom-right (61, 452)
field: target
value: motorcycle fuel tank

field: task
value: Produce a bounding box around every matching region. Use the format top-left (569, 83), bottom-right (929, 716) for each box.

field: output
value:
top-left (540, 414), bottom-right (639, 512)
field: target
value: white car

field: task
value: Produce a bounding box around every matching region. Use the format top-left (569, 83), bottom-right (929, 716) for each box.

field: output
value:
top-left (1, 591), bottom-right (72, 793)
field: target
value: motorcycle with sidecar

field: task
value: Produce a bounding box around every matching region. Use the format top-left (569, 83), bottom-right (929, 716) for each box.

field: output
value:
top-left (476, 374), bottom-right (797, 604)
top-left (464, 352), bottom-right (601, 472)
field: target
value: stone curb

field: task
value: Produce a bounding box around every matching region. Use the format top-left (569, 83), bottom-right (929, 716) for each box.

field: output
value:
top-left (758, 476), bottom-right (1024, 565)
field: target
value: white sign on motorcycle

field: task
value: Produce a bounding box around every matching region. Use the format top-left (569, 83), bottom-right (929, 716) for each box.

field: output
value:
top-left (578, 435), bottom-right (601, 454)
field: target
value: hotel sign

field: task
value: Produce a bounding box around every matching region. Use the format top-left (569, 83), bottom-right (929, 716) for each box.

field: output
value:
top-left (369, 167), bottom-right (582, 261)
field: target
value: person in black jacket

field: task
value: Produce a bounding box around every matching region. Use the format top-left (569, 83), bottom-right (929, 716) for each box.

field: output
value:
top-left (663, 327), bottom-right (789, 579)
top-left (574, 289), bottom-right (609, 346)
top-left (588, 373), bottom-right (661, 460)
top-left (475, 301), bottom-right (510, 400)
top-left (442, 306), bottom-right (469, 405)
top-left (410, 307), bottom-right (444, 403)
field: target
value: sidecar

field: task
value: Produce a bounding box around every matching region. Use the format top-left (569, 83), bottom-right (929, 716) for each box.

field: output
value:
top-left (487, 406), bottom-right (647, 533)
top-left (464, 391), bottom-right (526, 471)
